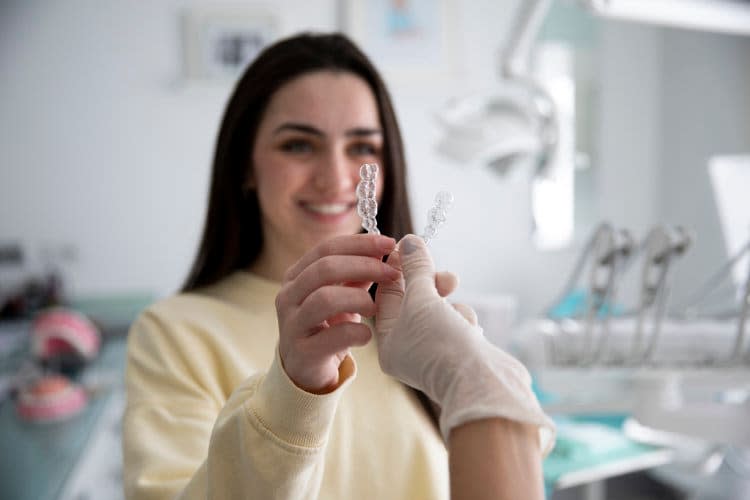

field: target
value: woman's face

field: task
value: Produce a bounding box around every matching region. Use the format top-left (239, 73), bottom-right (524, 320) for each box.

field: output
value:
top-left (250, 70), bottom-right (385, 266)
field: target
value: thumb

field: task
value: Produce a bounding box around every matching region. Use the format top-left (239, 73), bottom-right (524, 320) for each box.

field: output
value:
top-left (374, 250), bottom-right (405, 333)
top-left (399, 235), bottom-right (437, 295)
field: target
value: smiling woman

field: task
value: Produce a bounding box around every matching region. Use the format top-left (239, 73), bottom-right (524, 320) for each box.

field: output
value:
top-left (179, 34), bottom-right (412, 293)
top-left (248, 71), bottom-right (386, 280)
top-left (122, 31), bottom-right (550, 500)
top-left (122, 33), bottom-right (446, 500)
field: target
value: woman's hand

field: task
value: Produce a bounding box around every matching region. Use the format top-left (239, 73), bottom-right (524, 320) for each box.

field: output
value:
top-left (275, 233), bottom-right (400, 394)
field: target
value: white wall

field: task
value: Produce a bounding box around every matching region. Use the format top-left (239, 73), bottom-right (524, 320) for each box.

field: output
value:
top-left (658, 28), bottom-right (750, 299)
top-left (2, 1), bottom-right (745, 319)
top-left (0, 0), bottom-right (337, 297)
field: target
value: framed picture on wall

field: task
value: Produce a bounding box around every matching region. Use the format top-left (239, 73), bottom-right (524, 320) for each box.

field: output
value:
top-left (342, 0), bottom-right (459, 82)
top-left (181, 7), bottom-right (279, 81)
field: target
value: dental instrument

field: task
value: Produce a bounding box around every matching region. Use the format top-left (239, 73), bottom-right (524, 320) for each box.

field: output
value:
top-left (673, 236), bottom-right (750, 364)
top-left (545, 222), bottom-right (634, 365)
top-left (630, 225), bottom-right (692, 364)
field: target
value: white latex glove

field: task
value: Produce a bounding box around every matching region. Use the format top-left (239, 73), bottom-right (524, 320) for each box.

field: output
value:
top-left (375, 235), bottom-right (555, 454)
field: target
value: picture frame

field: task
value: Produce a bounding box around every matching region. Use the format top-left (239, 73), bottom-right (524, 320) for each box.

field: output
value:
top-left (342, 0), bottom-right (459, 82)
top-left (181, 7), bottom-right (279, 81)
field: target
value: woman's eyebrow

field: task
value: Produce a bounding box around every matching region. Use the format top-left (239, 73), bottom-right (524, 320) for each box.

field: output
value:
top-left (345, 127), bottom-right (382, 137)
top-left (273, 122), bottom-right (324, 136)
top-left (272, 123), bottom-right (382, 137)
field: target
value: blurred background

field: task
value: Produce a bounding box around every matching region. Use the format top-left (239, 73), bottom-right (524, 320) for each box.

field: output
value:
top-left (1, 1), bottom-right (749, 499)
top-left (1, 0), bottom-right (747, 315)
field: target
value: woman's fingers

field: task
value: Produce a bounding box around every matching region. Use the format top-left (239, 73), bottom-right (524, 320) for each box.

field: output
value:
top-left (283, 322), bottom-right (372, 393)
top-left (310, 322), bottom-right (373, 353)
top-left (282, 255), bottom-right (400, 306)
top-left (276, 234), bottom-right (398, 393)
top-left (284, 234), bottom-right (396, 282)
top-left (291, 322), bottom-right (373, 366)
top-left (435, 271), bottom-right (458, 297)
top-left (297, 286), bottom-right (377, 329)
top-left (327, 312), bottom-right (361, 326)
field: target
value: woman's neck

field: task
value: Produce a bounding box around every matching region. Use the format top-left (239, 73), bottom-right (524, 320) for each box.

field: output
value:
top-left (248, 248), bottom-right (299, 283)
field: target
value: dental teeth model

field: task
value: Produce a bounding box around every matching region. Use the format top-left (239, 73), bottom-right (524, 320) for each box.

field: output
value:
top-left (357, 163), bottom-right (380, 235)
top-left (422, 191), bottom-right (453, 245)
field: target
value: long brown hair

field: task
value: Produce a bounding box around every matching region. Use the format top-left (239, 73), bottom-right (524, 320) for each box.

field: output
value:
top-left (182, 32), bottom-right (414, 291)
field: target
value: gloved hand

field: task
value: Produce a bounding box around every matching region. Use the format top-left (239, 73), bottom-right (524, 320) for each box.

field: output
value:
top-left (375, 235), bottom-right (555, 454)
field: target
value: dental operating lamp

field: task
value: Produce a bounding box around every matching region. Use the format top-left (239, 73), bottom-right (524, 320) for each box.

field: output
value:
top-left (435, 0), bottom-right (750, 172)
top-left (434, 0), bottom-right (750, 249)
top-left (435, 0), bottom-right (557, 178)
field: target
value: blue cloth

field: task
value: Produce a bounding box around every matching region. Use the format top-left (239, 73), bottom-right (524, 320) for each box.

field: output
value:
top-left (543, 414), bottom-right (661, 496)
top-left (547, 289), bottom-right (623, 320)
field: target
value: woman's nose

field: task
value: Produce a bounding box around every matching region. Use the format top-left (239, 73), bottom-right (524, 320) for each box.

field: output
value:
top-left (312, 150), bottom-right (356, 194)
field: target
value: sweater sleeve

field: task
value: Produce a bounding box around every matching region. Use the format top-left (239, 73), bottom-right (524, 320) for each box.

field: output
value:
top-left (122, 310), bottom-right (356, 500)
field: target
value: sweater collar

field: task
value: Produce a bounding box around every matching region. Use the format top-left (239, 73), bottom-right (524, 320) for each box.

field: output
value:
top-left (201, 270), bottom-right (281, 310)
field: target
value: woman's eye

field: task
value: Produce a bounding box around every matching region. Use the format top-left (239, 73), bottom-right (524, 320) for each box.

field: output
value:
top-left (349, 142), bottom-right (378, 156)
top-left (280, 140), bottom-right (314, 154)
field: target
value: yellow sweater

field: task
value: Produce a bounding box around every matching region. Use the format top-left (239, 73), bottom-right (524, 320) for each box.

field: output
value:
top-left (123, 271), bottom-right (449, 499)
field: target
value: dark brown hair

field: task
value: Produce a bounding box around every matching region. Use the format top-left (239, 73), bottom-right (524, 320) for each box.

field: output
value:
top-left (182, 32), bottom-right (414, 291)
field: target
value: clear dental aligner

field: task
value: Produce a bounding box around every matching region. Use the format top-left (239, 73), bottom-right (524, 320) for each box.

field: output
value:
top-left (422, 191), bottom-right (454, 245)
top-left (357, 163), bottom-right (380, 235)
top-left (357, 163), bottom-right (453, 243)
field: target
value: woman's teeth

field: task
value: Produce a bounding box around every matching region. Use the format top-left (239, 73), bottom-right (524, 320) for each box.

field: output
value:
top-left (305, 203), bottom-right (350, 215)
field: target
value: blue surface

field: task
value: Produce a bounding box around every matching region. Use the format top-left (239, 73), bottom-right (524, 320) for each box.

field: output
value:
top-left (543, 414), bottom-right (662, 495)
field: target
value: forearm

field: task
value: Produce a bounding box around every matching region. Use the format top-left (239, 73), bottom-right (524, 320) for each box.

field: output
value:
top-left (448, 417), bottom-right (544, 500)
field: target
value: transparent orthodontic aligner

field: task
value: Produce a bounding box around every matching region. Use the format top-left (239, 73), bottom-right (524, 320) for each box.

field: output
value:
top-left (357, 163), bottom-right (380, 235)
top-left (422, 191), bottom-right (454, 245)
